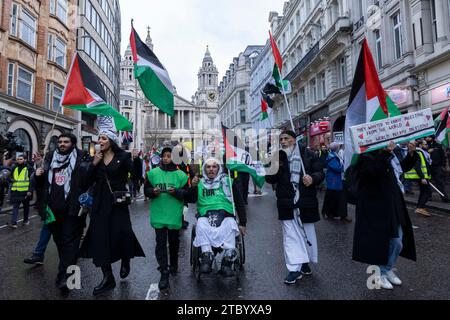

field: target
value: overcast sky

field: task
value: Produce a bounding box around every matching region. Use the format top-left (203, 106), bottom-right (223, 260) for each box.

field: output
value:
top-left (120, 0), bottom-right (284, 100)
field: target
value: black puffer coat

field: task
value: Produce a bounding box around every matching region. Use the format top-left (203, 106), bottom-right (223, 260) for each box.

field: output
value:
top-left (265, 146), bottom-right (324, 222)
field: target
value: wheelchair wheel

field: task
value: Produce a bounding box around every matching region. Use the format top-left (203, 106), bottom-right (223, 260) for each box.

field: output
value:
top-left (190, 224), bottom-right (201, 281)
top-left (236, 233), bottom-right (245, 271)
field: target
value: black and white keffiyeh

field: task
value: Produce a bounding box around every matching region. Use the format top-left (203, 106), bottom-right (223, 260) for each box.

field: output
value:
top-left (48, 148), bottom-right (77, 199)
top-left (284, 144), bottom-right (303, 203)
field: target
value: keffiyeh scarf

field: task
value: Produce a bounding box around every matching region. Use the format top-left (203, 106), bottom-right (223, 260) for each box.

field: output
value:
top-left (48, 148), bottom-right (77, 199)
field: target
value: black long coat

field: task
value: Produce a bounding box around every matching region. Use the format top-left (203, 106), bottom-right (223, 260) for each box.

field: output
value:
top-left (265, 146), bottom-right (324, 222)
top-left (352, 150), bottom-right (418, 265)
top-left (79, 151), bottom-right (145, 267)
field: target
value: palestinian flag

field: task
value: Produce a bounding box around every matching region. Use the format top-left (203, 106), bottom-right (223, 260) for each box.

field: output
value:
top-left (261, 97), bottom-right (269, 121)
top-left (222, 124), bottom-right (265, 188)
top-left (261, 90), bottom-right (275, 108)
top-left (130, 27), bottom-right (174, 117)
top-left (344, 39), bottom-right (401, 170)
top-left (435, 107), bottom-right (450, 148)
top-left (61, 53), bottom-right (132, 131)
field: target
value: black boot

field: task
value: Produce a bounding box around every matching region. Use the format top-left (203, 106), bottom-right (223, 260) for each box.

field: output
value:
top-left (120, 259), bottom-right (130, 279)
top-left (93, 265), bottom-right (116, 296)
top-left (158, 269), bottom-right (170, 290)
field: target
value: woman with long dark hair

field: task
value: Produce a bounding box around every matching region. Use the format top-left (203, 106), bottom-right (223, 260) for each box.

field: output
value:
top-left (80, 130), bottom-right (145, 296)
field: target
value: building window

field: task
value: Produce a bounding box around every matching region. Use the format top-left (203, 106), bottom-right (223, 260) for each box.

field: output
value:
top-left (46, 82), bottom-right (63, 111)
top-left (7, 63), bottom-right (15, 96)
top-left (299, 87), bottom-right (306, 111)
top-left (319, 72), bottom-right (326, 99)
top-left (339, 57), bottom-right (347, 87)
top-left (20, 9), bottom-right (37, 47)
top-left (17, 66), bottom-right (34, 102)
top-left (431, 0), bottom-right (438, 43)
top-left (55, 37), bottom-right (67, 68)
top-left (393, 12), bottom-right (403, 60)
top-left (48, 35), bottom-right (67, 68)
top-left (309, 78), bottom-right (317, 104)
top-left (10, 3), bottom-right (18, 37)
top-left (51, 0), bottom-right (68, 24)
top-left (52, 84), bottom-right (63, 112)
top-left (240, 110), bottom-right (246, 123)
top-left (375, 30), bottom-right (382, 69)
top-left (46, 82), bottom-right (51, 109)
top-left (239, 91), bottom-right (246, 105)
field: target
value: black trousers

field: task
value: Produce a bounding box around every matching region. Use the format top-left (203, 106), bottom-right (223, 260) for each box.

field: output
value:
top-left (236, 173), bottom-right (250, 204)
top-left (132, 178), bottom-right (141, 197)
top-left (417, 181), bottom-right (431, 208)
top-left (48, 214), bottom-right (85, 278)
top-left (430, 166), bottom-right (449, 199)
top-left (155, 228), bottom-right (180, 270)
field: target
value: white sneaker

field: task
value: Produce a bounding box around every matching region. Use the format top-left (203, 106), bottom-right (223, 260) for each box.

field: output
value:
top-left (386, 270), bottom-right (402, 286)
top-left (377, 275), bottom-right (394, 290)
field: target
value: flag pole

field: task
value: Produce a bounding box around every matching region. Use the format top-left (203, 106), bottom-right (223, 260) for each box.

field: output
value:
top-left (281, 87), bottom-right (306, 174)
top-left (226, 168), bottom-right (238, 221)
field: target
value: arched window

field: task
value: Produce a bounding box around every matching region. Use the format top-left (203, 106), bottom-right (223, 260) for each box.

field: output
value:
top-left (13, 128), bottom-right (32, 160)
top-left (48, 135), bottom-right (58, 153)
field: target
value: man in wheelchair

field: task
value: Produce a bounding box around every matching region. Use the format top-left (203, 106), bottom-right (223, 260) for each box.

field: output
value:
top-left (188, 158), bottom-right (246, 277)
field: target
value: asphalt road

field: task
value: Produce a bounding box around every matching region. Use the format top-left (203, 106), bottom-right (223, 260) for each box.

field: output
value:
top-left (1, 186), bottom-right (449, 300)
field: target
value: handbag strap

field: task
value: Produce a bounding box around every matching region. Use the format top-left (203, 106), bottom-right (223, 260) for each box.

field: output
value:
top-left (104, 170), bottom-right (114, 195)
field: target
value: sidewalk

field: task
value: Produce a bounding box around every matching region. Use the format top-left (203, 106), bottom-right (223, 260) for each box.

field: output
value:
top-left (404, 184), bottom-right (450, 215)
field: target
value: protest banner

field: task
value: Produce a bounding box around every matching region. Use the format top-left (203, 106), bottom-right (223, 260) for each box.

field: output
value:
top-left (349, 108), bottom-right (435, 154)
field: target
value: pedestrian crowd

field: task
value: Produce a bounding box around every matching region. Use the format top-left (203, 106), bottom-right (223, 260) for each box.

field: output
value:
top-left (1, 127), bottom-right (449, 294)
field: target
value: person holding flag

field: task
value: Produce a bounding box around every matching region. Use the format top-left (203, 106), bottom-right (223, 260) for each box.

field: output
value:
top-left (186, 158), bottom-right (247, 277)
top-left (33, 134), bottom-right (91, 292)
top-left (265, 130), bottom-right (324, 284)
top-left (345, 39), bottom-right (418, 289)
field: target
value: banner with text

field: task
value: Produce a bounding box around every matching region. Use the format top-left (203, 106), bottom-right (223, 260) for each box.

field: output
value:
top-left (349, 108), bottom-right (436, 154)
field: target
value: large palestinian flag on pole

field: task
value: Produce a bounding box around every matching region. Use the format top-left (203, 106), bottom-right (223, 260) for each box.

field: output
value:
top-left (268, 31), bottom-right (291, 94)
top-left (130, 26), bottom-right (174, 117)
top-left (222, 124), bottom-right (265, 188)
top-left (435, 107), bottom-right (450, 148)
top-left (61, 53), bottom-right (132, 131)
top-left (344, 39), bottom-right (401, 170)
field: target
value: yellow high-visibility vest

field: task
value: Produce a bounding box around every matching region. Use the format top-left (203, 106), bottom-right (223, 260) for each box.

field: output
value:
top-left (404, 152), bottom-right (431, 180)
top-left (11, 167), bottom-right (30, 192)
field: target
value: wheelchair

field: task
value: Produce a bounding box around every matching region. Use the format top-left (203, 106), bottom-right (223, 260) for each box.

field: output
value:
top-left (190, 221), bottom-right (245, 281)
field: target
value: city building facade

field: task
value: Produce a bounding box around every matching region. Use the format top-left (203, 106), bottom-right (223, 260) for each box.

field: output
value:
top-left (0, 0), bottom-right (79, 158)
top-left (143, 46), bottom-right (221, 154)
top-left (219, 45), bottom-right (264, 137)
top-left (264, 0), bottom-right (450, 149)
top-left (76, 0), bottom-right (121, 153)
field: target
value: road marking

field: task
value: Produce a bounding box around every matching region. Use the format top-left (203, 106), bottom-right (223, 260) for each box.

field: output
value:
top-left (145, 283), bottom-right (160, 300)
top-left (0, 214), bottom-right (39, 230)
top-left (248, 192), bottom-right (268, 198)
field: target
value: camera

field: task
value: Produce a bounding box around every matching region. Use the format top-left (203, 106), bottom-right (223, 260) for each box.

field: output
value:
top-left (1, 132), bottom-right (24, 158)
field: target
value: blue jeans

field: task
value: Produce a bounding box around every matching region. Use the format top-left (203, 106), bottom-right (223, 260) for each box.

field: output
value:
top-left (379, 226), bottom-right (403, 274)
top-left (11, 201), bottom-right (30, 225)
top-left (34, 224), bottom-right (51, 257)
